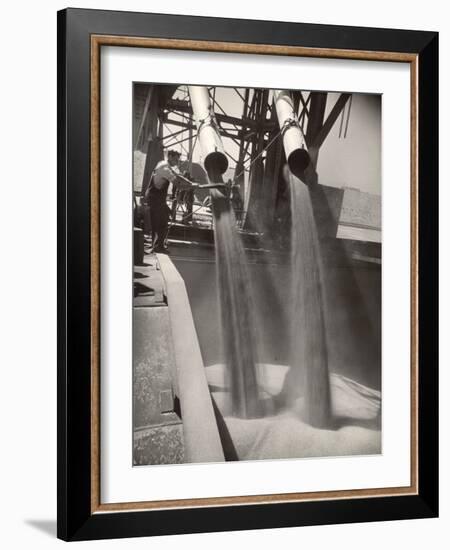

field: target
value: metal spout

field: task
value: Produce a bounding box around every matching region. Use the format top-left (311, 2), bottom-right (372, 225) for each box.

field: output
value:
top-left (188, 86), bottom-right (228, 179)
top-left (274, 89), bottom-right (311, 179)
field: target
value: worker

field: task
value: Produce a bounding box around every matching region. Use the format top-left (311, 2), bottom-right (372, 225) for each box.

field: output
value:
top-left (177, 171), bottom-right (195, 224)
top-left (140, 177), bottom-right (152, 251)
top-left (170, 172), bottom-right (194, 224)
top-left (145, 150), bottom-right (196, 253)
top-left (230, 183), bottom-right (244, 225)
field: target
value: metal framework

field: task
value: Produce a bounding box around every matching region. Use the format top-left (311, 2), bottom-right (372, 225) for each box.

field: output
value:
top-left (134, 84), bottom-right (352, 232)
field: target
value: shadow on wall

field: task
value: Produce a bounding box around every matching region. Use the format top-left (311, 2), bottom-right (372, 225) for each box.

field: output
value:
top-left (311, 184), bottom-right (381, 390)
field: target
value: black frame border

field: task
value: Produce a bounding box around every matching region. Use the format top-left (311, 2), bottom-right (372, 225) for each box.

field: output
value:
top-left (57, 8), bottom-right (438, 541)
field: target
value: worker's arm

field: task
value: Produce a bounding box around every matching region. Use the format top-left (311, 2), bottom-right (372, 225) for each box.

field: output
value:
top-left (151, 165), bottom-right (178, 190)
top-left (172, 169), bottom-right (199, 190)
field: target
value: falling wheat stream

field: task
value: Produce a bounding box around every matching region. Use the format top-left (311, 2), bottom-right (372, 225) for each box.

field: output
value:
top-left (289, 173), bottom-right (331, 427)
top-left (210, 188), bottom-right (260, 418)
top-left (208, 167), bottom-right (331, 426)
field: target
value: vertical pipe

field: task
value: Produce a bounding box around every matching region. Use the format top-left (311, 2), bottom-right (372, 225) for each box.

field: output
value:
top-left (274, 90), bottom-right (311, 180)
top-left (188, 86), bottom-right (228, 178)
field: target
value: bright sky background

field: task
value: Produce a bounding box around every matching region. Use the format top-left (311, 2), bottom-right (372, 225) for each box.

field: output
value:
top-left (319, 93), bottom-right (381, 195)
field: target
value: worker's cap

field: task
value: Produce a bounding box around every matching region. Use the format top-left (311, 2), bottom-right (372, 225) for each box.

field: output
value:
top-left (167, 149), bottom-right (181, 159)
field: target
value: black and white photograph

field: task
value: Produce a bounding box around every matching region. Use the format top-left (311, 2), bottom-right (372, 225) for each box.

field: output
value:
top-left (132, 84), bottom-right (382, 466)
top-left (0, 0), bottom-right (443, 546)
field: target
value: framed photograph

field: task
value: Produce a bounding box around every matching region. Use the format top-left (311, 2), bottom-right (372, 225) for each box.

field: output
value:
top-left (57, 8), bottom-right (438, 541)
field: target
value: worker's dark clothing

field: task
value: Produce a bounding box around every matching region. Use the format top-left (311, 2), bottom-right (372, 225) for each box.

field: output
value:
top-left (149, 200), bottom-right (170, 251)
top-left (231, 186), bottom-right (244, 223)
top-left (146, 161), bottom-right (178, 252)
top-left (140, 173), bottom-right (153, 238)
top-left (172, 188), bottom-right (194, 223)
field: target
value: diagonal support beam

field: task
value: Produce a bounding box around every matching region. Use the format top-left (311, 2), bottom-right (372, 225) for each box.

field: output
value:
top-left (312, 93), bottom-right (351, 150)
top-left (306, 92), bottom-right (328, 147)
top-left (134, 86), bottom-right (153, 150)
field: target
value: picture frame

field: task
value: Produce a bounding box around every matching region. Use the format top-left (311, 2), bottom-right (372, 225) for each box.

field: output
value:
top-left (57, 7), bottom-right (438, 541)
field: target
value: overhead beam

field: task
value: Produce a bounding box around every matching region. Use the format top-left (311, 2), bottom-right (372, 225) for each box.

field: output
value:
top-left (162, 115), bottom-right (243, 140)
top-left (165, 98), bottom-right (276, 130)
